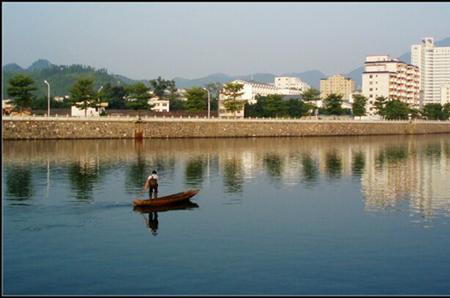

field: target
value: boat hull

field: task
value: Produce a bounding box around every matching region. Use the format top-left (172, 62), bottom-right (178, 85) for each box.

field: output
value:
top-left (133, 188), bottom-right (199, 207)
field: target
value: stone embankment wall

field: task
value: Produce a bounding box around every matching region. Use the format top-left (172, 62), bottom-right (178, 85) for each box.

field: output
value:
top-left (3, 116), bottom-right (450, 140)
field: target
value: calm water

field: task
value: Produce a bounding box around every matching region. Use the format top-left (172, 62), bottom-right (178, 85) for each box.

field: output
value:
top-left (3, 135), bottom-right (450, 295)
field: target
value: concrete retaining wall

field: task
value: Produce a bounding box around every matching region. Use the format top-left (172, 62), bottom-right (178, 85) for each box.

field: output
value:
top-left (3, 116), bottom-right (450, 140)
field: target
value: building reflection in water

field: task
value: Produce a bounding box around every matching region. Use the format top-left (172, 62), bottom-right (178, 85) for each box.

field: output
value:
top-left (68, 159), bottom-right (106, 201)
top-left (301, 153), bottom-right (319, 186)
top-left (351, 151), bottom-right (365, 177)
top-left (3, 136), bottom-right (450, 218)
top-left (263, 153), bottom-right (284, 185)
top-left (325, 150), bottom-right (342, 180)
top-left (222, 157), bottom-right (244, 194)
top-left (185, 157), bottom-right (206, 188)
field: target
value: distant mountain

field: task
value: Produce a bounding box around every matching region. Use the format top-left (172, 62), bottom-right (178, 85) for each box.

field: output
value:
top-left (27, 59), bottom-right (54, 71)
top-left (174, 70), bottom-right (326, 89)
top-left (3, 63), bottom-right (25, 73)
top-left (4, 36), bottom-right (448, 98)
top-left (345, 36), bottom-right (450, 89)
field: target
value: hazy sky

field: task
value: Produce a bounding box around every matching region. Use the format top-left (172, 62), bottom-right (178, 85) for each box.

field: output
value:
top-left (2, 2), bottom-right (450, 80)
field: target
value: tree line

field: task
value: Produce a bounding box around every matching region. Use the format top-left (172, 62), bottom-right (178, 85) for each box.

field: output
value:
top-left (5, 73), bottom-right (450, 120)
top-left (5, 74), bottom-right (221, 115)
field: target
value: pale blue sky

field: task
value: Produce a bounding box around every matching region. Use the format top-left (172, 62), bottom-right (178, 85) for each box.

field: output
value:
top-left (2, 2), bottom-right (450, 79)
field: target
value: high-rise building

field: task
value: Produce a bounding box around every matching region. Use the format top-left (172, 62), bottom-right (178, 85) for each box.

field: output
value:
top-left (320, 74), bottom-right (355, 101)
top-left (441, 83), bottom-right (450, 105)
top-left (361, 55), bottom-right (420, 116)
top-left (411, 37), bottom-right (450, 105)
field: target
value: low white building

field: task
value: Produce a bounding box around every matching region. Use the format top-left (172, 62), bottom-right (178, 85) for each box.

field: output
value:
top-left (148, 97), bottom-right (170, 112)
top-left (2, 99), bottom-right (14, 109)
top-left (54, 95), bottom-right (70, 102)
top-left (274, 77), bottom-right (310, 93)
top-left (228, 79), bottom-right (305, 104)
top-left (232, 80), bottom-right (280, 104)
top-left (71, 102), bottom-right (108, 117)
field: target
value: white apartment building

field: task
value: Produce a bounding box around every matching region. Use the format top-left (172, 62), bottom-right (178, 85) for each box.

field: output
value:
top-left (228, 79), bottom-right (305, 104)
top-left (411, 37), bottom-right (450, 105)
top-left (274, 77), bottom-right (310, 93)
top-left (230, 80), bottom-right (281, 104)
top-left (217, 79), bottom-right (309, 118)
top-left (362, 55), bottom-right (420, 116)
top-left (441, 83), bottom-right (450, 105)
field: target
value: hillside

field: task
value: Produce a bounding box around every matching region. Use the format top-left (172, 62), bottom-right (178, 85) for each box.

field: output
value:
top-left (2, 60), bottom-right (139, 98)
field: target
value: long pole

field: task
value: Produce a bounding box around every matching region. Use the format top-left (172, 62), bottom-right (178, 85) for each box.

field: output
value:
top-left (203, 88), bottom-right (211, 119)
top-left (44, 80), bottom-right (50, 117)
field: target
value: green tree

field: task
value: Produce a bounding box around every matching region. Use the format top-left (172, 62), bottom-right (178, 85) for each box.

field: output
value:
top-left (443, 103), bottom-right (450, 120)
top-left (244, 97), bottom-right (264, 118)
top-left (169, 98), bottom-right (186, 111)
top-left (205, 82), bottom-right (222, 113)
top-left (301, 88), bottom-right (321, 102)
top-left (100, 83), bottom-right (127, 109)
top-left (286, 98), bottom-right (311, 118)
top-left (323, 93), bottom-right (344, 115)
top-left (7, 74), bottom-right (37, 113)
top-left (185, 87), bottom-right (207, 113)
top-left (409, 107), bottom-right (422, 120)
top-left (221, 82), bottom-right (245, 118)
top-left (352, 94), bottom-right (367, 117)
top-left (422, 103), bottom-right (445, 120)
top-left (262, 94), bottom-right (288, 117)
top-left (30, 96), bottom-right (70, 110)
top-left (69, 77), bottom-right (96, 117)
top-left (149, 76), bottom-right (176, 99)
top-left (374, 96), bottom-right (388, 117)
top-left (384, 99), bottom-right (410, 120)
top-left (125, 82), bottom-right (150, 111)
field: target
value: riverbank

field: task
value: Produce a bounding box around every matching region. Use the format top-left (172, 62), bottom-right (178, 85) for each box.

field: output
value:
top-left (3, 116), bottom-right (450, 140)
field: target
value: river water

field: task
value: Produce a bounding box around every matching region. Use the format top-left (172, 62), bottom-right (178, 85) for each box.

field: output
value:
top-left (3, 135), bottom-right (450, 295)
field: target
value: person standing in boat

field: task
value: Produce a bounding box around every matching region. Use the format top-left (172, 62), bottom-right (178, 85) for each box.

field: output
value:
top-left (143, 170), bottom-right (159, 199)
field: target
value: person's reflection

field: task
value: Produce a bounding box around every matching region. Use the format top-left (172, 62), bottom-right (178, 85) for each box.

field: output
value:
top-left (144, 212), bottom-right (159, 236)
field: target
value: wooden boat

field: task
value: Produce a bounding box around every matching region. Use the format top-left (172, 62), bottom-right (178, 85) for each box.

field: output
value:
top-left (133, 201), bottom-right (199, 213)
top-left (132, 188), bottom-right (200, 207)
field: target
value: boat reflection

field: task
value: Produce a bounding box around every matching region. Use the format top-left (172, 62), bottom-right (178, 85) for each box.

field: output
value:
top-left (133, 201), bottom-right (199, 236)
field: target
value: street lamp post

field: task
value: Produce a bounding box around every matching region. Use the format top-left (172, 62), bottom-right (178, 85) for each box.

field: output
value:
top-left (44, 80), bottom-right (50, 117)
top-left (202, 88), bottom-right (211, 119)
